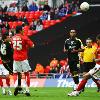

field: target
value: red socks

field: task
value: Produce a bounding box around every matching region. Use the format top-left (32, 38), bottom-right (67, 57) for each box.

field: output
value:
top-left (0, 77), bottom-right (3, 87)
top-left (77, 79), bottom-right (87, 91)
top-left (13, 72), bottom-right (30, 87)
top-left (25, 72), bottom-right (30, 87)
top-left (13, 73), bottom-right (18, 84)
top-left (6, 77), bottom-right (10, 87)
top-left (93, 79), bottom-right (100, 88)
top-left (0, 77), bottom-right (10, 87)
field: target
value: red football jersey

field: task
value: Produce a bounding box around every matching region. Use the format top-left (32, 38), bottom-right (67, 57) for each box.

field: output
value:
top-left (12, 34), bottom-right (34, 61)
top-left (96, 46), bottom-right (100, 65)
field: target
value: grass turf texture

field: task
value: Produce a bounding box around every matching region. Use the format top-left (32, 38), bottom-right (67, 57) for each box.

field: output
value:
top-left (0, 87), bottom-right (99, 100)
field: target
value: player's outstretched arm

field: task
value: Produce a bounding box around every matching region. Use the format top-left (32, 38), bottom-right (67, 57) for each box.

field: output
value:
top-left (94, 58), bottom-right (100, 62)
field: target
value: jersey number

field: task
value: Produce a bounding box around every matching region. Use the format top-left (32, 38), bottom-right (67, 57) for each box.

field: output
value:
top-left (1, 44), bottom-right (6, 55)
top-left (13, 41), bottom-right (22, 50)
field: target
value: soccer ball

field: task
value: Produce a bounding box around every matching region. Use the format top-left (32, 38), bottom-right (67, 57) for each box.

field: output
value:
top-left (80, 2), bottom-right (90, 11)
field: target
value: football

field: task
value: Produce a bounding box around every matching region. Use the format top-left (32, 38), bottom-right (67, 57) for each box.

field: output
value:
top-left (80, 2), bottom-right (90, 11)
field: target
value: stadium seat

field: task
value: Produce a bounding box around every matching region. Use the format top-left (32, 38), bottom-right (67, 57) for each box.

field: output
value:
top-left (32, 30), bottom-right (38, 35)
top-left (12, 22), bottom-right (18, 28)
top-left (8, 22), bottom-right (13, 28)
top-left (61, 17), bottom-right (66, 21)
top-left (33, 14), bottom-right (39, 19)
top-left (30, 11), bottom-right (35, 15)
top-left (25, 11), bottom-right (30, 15)
top-left (29, 14), bottom-right (34, 18)
top-left (15, 12), bottom-right (19, 18)
top-left (55, 19), bottom-right (61, 23)
top-left (43, 25), bottom-right (50, 29)
top-left (50, 20), bottom-right (56, 25)
top-left (25, 13), bottom-right (30, 18)
top-left (27, 17), bottom-right (33, 23)
top-left (17, 21), bottom-right (22, 26)
top-left (20, 11), bottom-right (25, 17)
top-left (42, 20), bottom-right (50, 25)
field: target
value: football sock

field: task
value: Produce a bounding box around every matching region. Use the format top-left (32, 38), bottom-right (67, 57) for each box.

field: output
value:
top-left (13, 73), bottom-right (17, 84)
top-left (77, 79), bottom-right (87, 91)
top-left (92, 78), bottom-right (100, 88)
top-left (6, 77), bottom-right (10, 87)
top-left (25, 72), bottom-right (30, 87)
top-left (0, 77), bottom-right (3, 87)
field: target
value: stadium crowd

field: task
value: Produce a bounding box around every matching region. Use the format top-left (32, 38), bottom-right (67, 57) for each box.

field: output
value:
top-left (0, 0), bottom-right (80, 36)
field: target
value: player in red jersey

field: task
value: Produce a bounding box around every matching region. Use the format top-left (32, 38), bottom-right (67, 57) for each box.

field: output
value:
top-left (68, 34), bottom-right (100, 96)
top-left (11, 26), bottom-right (35, 96)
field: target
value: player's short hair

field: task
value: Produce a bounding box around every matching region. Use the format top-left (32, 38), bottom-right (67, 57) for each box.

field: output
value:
top-left (16, 25), bottom-right (22, 33)
top-left (70, 29), bottom-right (76, 33)
top-left (96, 34), bottom-right (100, 40)
top-left (2, 32), bottom-right (9, 40)
top-left (86, 38), bottom-right (92, 42)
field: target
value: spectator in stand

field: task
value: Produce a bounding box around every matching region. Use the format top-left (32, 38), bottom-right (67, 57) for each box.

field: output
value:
top-left (58, 4), bottom-right (68, 17)
top-left (35, 63), bottom-right (44, 74)
top-left (50, 67), bottom-right (58, 73)
top-left (49, 58), bottom-right (59, 73)
top-left (3, 22), bottom-right (10, 31)
top-left (22, 4), bottom-right (28, 11)
top-left (8, 15), bottom-right (18, 22)
top-left (49, 8), bottom-right (55, 20)
top-left (7, 3), bottom-right (18, 12)
top-left (39, 4), bottom-right (44, 11)
top-left (43, 2), bottom-right (51, 12)
top-left (21, 17), bottom-right (29, 26)
top-left (36, 20), bottom-right (43, 31)
top-left (0, 5), bottom-right (3, 15)
top-left (67, 4), bottom-right (73, 14)
top-left (40, 11), bottom-right (48, 20)
top-left (71, 0), bottom-right (79, 12)
top-left (30, 19), bottom-right (39, 30)
top-left (28, 2), bottom-right (38, 11)
top-left (3, 5), bottom-right (8, 12)
top-left (54, 8), bottom-right (60, 20)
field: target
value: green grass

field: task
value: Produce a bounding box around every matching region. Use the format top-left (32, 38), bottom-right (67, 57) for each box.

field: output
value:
top-left (0, 88), bottom-right (100, 100)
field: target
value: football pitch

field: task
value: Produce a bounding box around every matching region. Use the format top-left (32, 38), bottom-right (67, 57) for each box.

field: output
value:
top-left (0, 87), bottom-right (100, 100)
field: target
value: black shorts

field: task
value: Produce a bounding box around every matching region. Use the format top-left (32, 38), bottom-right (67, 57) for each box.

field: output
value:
top-left (68, 60), bottom-right (79, 73)
top-left (82, 62), bottom-right (96, 72)
top-left (2, 59), bottom-right (13, 74)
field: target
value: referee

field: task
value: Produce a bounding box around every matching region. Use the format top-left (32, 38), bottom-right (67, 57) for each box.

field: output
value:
top-left (80, 38), bottom-right (100, 92)
top-left (80, 38), bottom-right (96, 75)
top-left (64, 29), bottom-right (83, 90)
